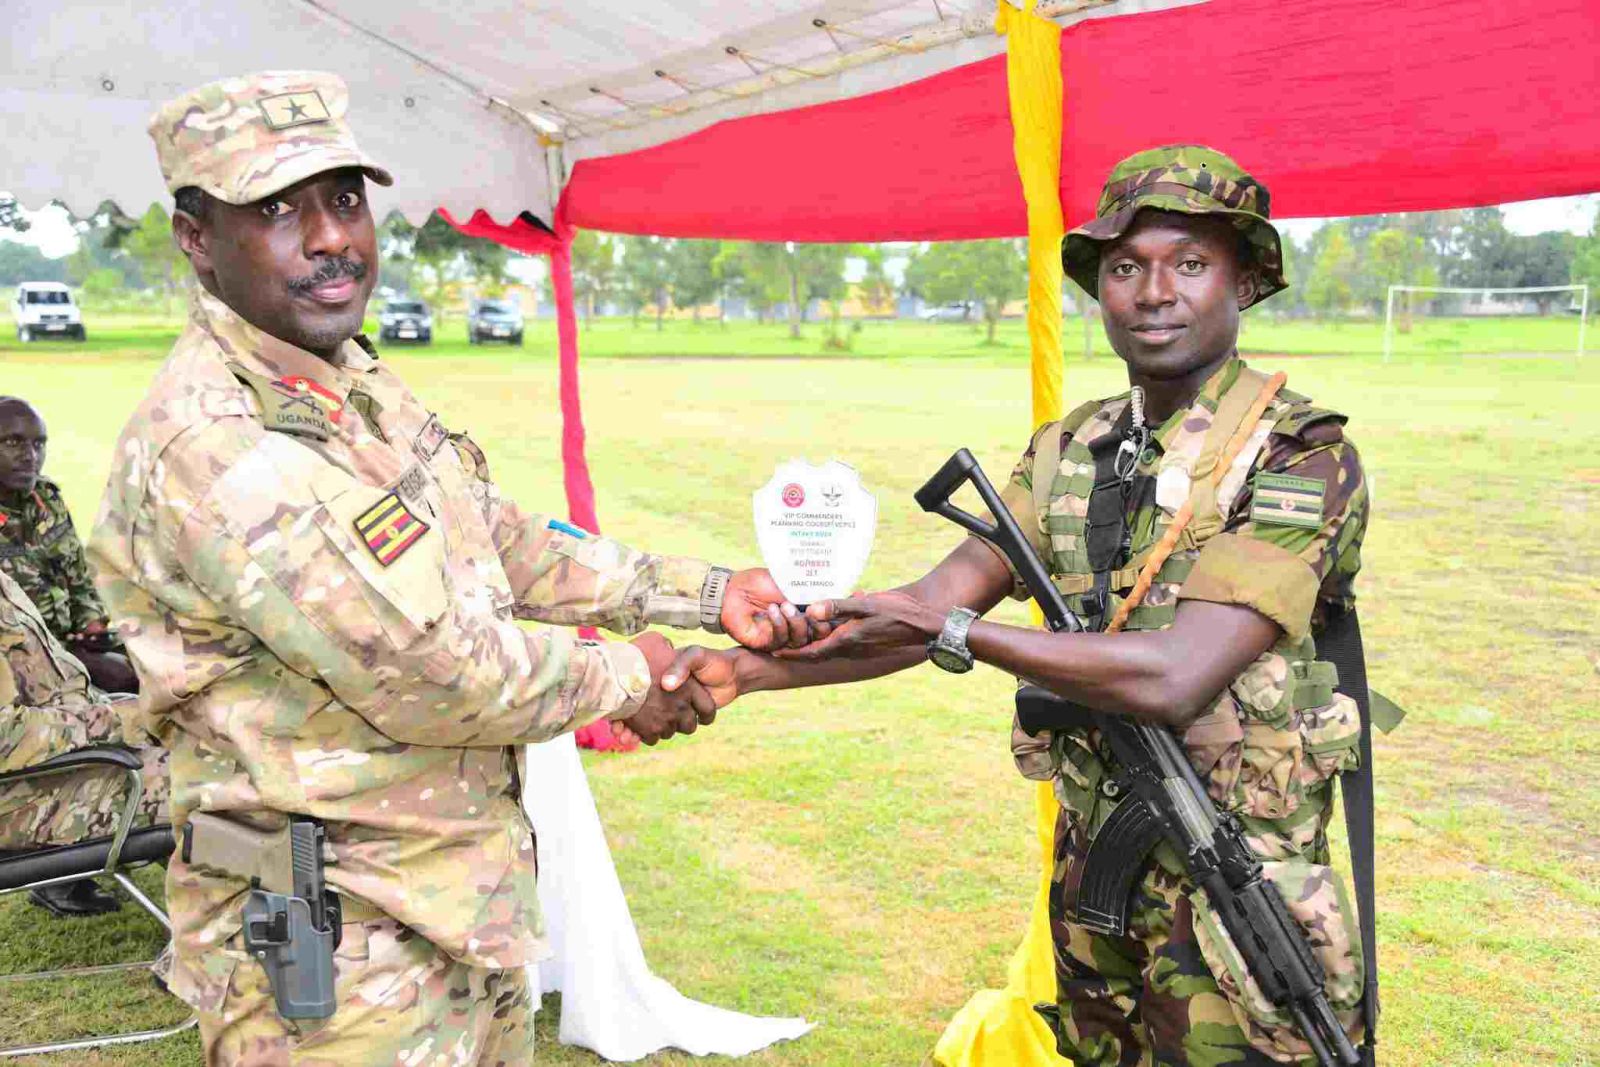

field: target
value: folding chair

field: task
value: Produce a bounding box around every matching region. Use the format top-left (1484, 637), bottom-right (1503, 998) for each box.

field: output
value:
top-left (0, 745), bottom-right (197, 1056)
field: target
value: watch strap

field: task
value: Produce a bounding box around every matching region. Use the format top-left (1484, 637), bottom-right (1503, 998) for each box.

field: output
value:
top-left (700, 566), bottom-right (734, 634)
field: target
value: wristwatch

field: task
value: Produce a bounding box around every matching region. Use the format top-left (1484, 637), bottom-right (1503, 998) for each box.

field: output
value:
top-left (700, 566), bottom-right (733, 634)
top-left (927, 606), bottom-right (979, 674)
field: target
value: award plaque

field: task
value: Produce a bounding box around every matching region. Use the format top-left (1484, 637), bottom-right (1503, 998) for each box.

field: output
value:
top-left (753, 460), bottom-right (877, 604)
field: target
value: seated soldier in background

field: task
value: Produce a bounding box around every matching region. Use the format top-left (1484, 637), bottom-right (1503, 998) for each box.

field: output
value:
top-left (0, 397), bottom-right (139, 694)
top-left (0, 569), bottom-right (167, 916)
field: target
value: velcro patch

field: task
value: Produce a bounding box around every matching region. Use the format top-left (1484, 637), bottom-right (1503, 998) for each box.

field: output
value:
top-left (1250, 473), bottom-right (1326, 529)
top-left (258, 91), bottom-right (331, 131)
top-left (355, 492), bottom-right (429, 566)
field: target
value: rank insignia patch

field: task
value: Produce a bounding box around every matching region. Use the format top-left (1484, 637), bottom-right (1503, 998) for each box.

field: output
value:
top-left (258, 90), bottom-right (331, 131)
top-left (355, 492), bottom-right (429, 566)
top-left (1250, 473), bottom-right (1326, 529)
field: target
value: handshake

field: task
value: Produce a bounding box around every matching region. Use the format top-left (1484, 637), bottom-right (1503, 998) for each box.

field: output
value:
top-left (612, 567), bottom-right (945, 747)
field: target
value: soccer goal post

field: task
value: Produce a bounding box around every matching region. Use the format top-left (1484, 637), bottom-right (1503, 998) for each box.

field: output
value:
top-left (1382, 284), bottom-right (1590, 362)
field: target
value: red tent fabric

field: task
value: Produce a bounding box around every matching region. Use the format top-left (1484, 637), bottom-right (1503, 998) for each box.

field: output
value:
top-left (560, 0), bottom-right (1600, 240)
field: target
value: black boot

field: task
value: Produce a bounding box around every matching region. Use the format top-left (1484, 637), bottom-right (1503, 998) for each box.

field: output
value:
top-left (28, 880), bottom-right (122, 917)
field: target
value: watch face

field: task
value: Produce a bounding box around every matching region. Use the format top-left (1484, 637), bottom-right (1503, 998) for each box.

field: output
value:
top-left (929, 645), bottom-right (973, 674)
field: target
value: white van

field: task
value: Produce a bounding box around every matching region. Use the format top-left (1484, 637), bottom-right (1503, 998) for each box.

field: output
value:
top-left (12, 282), bottom-right (85, 342)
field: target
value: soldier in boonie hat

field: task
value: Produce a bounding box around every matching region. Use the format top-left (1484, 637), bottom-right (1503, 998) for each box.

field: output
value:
top-left (148, 70), bottom-right (392, 206)
top-left (1063, 144), bottom-right (1286, 308)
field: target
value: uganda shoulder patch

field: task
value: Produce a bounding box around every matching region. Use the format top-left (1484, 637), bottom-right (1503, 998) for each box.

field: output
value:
top-left (1250, 473), bottom-right (1326, 529)
top-left (355, 492), bottom-right (429, 566)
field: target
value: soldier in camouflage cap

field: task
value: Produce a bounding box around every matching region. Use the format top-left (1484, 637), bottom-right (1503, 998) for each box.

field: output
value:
top-left (1064, 144), bottom-right (1287, 308)
top-left (0, 569), bottom-right (167, 916)
top-left (95, 71), bottom-right (813, 1063)
top-left (671, 144), bottom-right (1372, 1065)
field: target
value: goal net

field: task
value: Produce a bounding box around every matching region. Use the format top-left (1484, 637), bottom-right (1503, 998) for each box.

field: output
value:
top-left (1382, 284), bottom-right (1589, 361)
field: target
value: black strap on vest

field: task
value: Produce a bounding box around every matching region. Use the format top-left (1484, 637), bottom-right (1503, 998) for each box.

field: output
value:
top-left (1081, 407), bottom-right (1137, 629)
top-left (1318, 606), bottom-right (1380, 1065)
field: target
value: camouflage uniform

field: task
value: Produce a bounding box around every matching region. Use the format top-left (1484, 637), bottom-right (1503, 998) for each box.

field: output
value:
top-left (0, 478), bottom-right (120, 650)
top-left (0, 569), bottom-right (165, 848)
top-left (982, 148), bottom-right (1370, 1066)
top-left (91, 71), bottom-right (718, 1064)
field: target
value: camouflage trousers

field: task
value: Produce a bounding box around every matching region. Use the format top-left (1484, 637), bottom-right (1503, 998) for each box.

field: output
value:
top-left (0, 701), bottom-right (167, 849)
top-left (1038, 808), bottom-right (1291, 1067)
top-left (203, 918), bottom-right (532, 1066)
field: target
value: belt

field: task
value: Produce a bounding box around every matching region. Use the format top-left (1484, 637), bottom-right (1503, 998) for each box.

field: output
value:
top-left (333, 892), bottom-right (386, 924)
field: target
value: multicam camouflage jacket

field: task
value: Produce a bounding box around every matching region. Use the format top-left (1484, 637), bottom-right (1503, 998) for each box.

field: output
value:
top-left (986, 356), bottom-right (1369, 865)
top-left (0, 478), bottom-right (115, 644)
top-left (90, 287), bottom-right (712, 1012)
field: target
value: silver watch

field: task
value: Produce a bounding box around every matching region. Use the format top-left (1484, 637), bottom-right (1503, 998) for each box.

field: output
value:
top-left (927, 606), bottom-right (978, 674)
top-left (700, 566), bottom-right (733, 634)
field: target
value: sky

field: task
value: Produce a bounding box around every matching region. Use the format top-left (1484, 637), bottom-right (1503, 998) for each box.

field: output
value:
top-left (8, 193), bottom-right (1596, 262)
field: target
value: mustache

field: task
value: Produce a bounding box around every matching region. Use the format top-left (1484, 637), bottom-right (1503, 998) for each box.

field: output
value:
top-left (287, 257), bottom-right (368, 293)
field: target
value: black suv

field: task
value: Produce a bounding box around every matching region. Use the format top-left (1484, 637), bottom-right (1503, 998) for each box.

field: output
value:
top-left (466, 299), bottom-right (524, 346)
top-left (378, 299), bottom-right (433, 344)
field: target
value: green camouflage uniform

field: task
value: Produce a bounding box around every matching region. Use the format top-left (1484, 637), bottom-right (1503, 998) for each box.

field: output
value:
top-left (91, 71), bottom-right (719, 1065)
top-left (0, 569), bottom-right (166, 848)
top-left (982, 147), bottom-right (1370, 1067)
top-left (0, 478), bottom-right (119, 649)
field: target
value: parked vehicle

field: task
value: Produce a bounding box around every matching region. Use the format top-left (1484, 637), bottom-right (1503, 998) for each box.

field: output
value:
top-left (920, 301), bottom-right (973, 323)
top-left (12, 282), bottom-right (85, 342)
top-left (377, 299), bottom-right (432, 343)
top-left (467, 299), bottom-right (524, 345)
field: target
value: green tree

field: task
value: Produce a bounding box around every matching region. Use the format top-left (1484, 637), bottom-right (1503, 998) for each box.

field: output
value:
top-left (570, 230), bottom-right (616, 322)
top-left (1364, 228), bottom-right (1436, 329)
top-left (783, 243), bottom-right (853, 339)
top-left (0, 241), bottom-right (66, 286)
top-left (1304, 225), bottom-right (1357, 319)
top-left (124, 205), bottom-right (187, 314)
top-left (716, 242), bottom-right (788, 324)
top-left (617, 236), bottom-right (673, 329)
top-left (903, 239), bottom-right (1027, 343)
top-left (669, 239), bottom-right (722, 323)
top-left (858, 245), bottom-right (894, 317)
top-left (0, 198), bottom-right (30, 234)
top-left (1571, 204), bottom-right (1600, 304)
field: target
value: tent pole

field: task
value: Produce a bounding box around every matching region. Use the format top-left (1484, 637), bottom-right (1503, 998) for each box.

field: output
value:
top-left (933, 4), bottom-right (1068, 1064)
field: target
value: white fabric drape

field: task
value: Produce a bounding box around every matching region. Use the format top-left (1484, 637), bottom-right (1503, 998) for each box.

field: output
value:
top-left (522, 734), bottom-right (813, 1061)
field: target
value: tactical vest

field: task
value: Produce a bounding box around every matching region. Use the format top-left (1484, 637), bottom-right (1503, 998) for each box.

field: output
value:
top-left (1015, 365), bottom-right (1362, 865)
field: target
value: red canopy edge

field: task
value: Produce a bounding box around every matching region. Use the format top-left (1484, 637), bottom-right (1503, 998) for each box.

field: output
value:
top-left (553, 0), bottom-right (1600, 241)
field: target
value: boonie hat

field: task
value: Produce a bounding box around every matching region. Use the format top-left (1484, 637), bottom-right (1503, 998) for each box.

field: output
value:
top-left (149, 71), bottom-right (393, 206)
top-left (1063, 144), bottom-right (1286, 308)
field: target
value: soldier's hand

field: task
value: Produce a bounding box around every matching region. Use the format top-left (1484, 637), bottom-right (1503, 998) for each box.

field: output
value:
top-left (777, 591), bottom-right (944, 662)
top-left (621, 632), bottom-right (717, 745)
top-left (661, 646), bottom-right (743, 710)
top-left (720, 568), bottom-right (831, 651)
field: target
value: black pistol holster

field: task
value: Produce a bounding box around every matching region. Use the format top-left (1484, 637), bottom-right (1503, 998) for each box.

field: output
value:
top-left (183, 812), bottom-right (341, 1021)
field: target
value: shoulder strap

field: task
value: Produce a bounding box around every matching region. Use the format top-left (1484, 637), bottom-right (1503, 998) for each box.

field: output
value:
top-left (1030, 398), bottom-right (1100, 520)
top-left (1318, 606), bottom-right (1381, 1064)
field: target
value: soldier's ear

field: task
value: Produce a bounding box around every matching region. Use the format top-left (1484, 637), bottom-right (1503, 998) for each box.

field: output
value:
top-left (1235, 265), bottom-right (1260, 310)
top-left (171, 209), bottom-right (213, 276)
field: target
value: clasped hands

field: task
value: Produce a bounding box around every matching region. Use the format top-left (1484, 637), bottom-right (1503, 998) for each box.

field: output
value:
top-left (614, 571), bottom-right (942, 746)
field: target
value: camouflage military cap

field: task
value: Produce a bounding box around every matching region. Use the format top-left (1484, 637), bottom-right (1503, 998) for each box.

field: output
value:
top-left (1063, 145), bottom-right (1286, 308)
top-left (148, 71), bottom-right (393, 207)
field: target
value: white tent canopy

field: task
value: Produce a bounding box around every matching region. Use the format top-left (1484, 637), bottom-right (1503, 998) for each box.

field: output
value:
top-left (3, 0), bottom-right (1195, 224)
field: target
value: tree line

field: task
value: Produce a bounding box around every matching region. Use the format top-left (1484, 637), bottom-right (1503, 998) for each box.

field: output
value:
top-left (3, 197), bottom-right (1595, 330)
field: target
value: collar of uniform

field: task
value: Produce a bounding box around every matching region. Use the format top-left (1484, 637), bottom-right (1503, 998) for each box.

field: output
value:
top-left (1151, 353), bottom-right (1244, 455)
top-left (192, 286), bottom-right (367, 405)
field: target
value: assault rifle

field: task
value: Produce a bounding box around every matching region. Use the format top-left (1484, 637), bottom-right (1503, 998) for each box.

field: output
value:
top-left (915, 448), bottom-right (1360, 1067)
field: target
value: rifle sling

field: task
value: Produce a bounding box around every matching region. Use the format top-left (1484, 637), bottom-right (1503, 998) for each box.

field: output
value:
top-left (1317, 606), bottom-right (1380, 1060)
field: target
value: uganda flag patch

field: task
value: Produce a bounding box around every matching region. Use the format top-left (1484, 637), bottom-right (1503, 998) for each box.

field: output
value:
top-left (355, 492), bottom-right (429, 566)
top-left (1249, 473), bottom-right (1326, 529)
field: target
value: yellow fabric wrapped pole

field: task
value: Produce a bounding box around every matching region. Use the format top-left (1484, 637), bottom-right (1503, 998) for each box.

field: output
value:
top-left (932, 3), bottom-right (1069, 1065)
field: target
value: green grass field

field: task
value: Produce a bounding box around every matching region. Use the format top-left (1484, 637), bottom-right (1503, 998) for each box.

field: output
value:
top-left (0, 314), bottom-right (1596, 1065)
